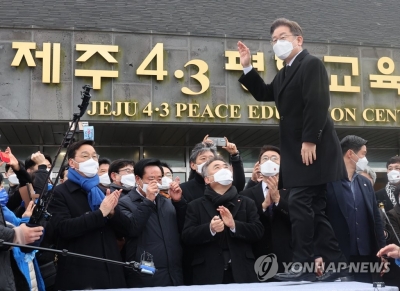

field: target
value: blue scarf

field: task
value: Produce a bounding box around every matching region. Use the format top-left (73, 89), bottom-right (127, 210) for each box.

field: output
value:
top-left (67, 169), bottom-right (105, 211)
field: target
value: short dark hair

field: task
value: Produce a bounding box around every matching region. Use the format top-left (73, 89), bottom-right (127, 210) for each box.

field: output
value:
top-left (201, 156), bottom-right (228, 178)
top-left (386, 156), bottom-right (400, 169)
top-left (134, 158), bottom-right (164, 179)
top-left (44, 154), bottom-right (52, 165)
top-left (25, 157), bottom-right (36, 170)
top-left (99, 157), bottom-right (111, 167)
top-left (67, 140), bottom-right (95, 160)
top-left (59, 164), bottom-right (69, 180)
top-left (160, 162), bottom-right (173, 175)
top-left (258, 145), bottom-right (280, 163)
top-left (6, 161), bottom-right (24, 172)
top-left (270, 18), bottom-right (303, 37)
top-left (108, 159), bottom-right (135, 179)
top-left (340, 135), bottom-right (368, 156)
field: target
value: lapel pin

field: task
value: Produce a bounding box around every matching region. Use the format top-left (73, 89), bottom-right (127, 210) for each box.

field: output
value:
top-left (364, 184), bottom-right (367, 186)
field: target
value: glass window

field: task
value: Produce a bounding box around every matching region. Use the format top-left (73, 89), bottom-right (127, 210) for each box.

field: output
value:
top-left (143, 147), bottom-right (185, 167)
top-left (96, 147), bottom-right (140, 163)
top-left (8, 146), bottom-right (40, 162)
top-left (238, 148), bottom-right (261, 168)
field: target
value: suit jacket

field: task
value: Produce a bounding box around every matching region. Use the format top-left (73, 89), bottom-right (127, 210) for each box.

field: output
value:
top-left (182, 188), bottom-right (264, 285)
top-left (239, 50), bottom-right (346, 189)
top-left (326, 176), bottom-right (386, 260)
top-left (240, 183), bottom-right (292, 273)
top-left (375, 186), bottom-right (395, 212)
top-left (387, 204), bottom-right (400, 245)
top-left (118, 188), bottom-right (185, 287)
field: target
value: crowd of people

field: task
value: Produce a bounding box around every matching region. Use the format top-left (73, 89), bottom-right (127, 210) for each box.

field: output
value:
top-left (0, 134), bottom-right (400, 290)
top-left (2, 17), bottom-right (400, 291)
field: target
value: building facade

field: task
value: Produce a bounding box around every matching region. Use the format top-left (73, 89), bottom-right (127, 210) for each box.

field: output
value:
top-left (1, 1), bottom-right (400, 187)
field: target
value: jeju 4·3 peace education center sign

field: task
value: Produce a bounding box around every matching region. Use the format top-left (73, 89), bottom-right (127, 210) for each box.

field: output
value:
top-left (2, 28), bottom-right (400, 127)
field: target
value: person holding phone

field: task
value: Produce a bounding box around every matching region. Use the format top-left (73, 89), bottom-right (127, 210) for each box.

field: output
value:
top-left (181, 135), bottom-right (245, 203)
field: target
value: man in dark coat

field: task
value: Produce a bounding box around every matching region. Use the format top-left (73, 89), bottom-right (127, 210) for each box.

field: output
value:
top-left (238, 18), bottom-right (347, 281)
top-left (326, 135), bottom-right (386, 283)
top-left (182, 157), bottom-right (264, 284)
top-left (240, 145), bottom-right (292, 274)
top-left (48, 140), bottom-right (127, 290)
top-left (117, 158), bottom-right (185, 287)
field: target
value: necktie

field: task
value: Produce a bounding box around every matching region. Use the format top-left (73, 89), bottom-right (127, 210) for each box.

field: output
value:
top-left (265, 187), bottom-right (274, 218)
top-left (285, 65), bottom-right (290, 78)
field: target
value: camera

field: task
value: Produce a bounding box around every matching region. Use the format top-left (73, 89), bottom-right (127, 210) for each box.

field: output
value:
top-left (207, 137), bottom-right (227, 147)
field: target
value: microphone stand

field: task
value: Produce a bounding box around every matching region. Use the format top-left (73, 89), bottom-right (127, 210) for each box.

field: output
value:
top-left (379, 203), bottom-right (400, 245)
top-left (29, 85), bottom-right (93, 226)
top-left (0, 240), bottom-right (156, 275)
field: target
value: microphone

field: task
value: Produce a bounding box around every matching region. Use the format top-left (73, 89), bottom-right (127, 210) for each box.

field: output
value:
top-left (379, 203), bottom-right (400, 245)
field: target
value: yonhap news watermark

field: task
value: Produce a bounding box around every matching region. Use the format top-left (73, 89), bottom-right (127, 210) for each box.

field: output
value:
top-left (254, 253), bottom-right (391, 281)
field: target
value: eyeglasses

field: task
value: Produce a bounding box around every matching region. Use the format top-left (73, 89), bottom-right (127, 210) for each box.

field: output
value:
top-left (74, 154), bottom-right (99, 161)
top-left (118, 168), bottom-right (134, 174)
top-left (270, 34), bottom-right (296, 45)
top-left (261, 155), bottom-right (279, 163)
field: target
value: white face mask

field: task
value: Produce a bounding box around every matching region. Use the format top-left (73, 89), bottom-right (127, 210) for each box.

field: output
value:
top-left (8, 174), bottom-right (20, 185)
top-left (273, 39), bottom-right (295, 60)
top-left (75, 158), bottom-right (99, 178)
top-left (388, 170), bottom-right (400, 184)
top-left (121, 174), bottom-right (135, 189)
top-left (351, 151), bottom-right (368, 171)
top-left (196, 162), bottom-right (206, 175)
top-left (99, 173), bottom-right (111, 186)
top-left (137, 178), bottom-right (148, 194)
top-left (260, 160), bottom-right (280, 177)
top-left (46, 168), bottom-right (54, 180)
top-left (213, 168), bottom-right (233, 186)
top-left (159, 176), bottom-right (172, 190)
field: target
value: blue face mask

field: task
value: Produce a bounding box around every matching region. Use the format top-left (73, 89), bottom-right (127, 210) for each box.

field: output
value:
top-left (0, 188), bottom-right (9, 206)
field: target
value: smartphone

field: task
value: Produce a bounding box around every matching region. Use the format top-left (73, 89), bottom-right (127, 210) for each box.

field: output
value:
top-left (0, 152), bottom-right (10, 163)
top-left (207, 137), bottom-right (227, 147)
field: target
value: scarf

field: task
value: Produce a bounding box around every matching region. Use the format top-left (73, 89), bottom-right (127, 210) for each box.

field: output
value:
top-left (204, 185), bottom-right (238, 266)
top-left (204, 185), bottom-right (238, 209)
top-left (68, 169), bottom-right (105, 211)
top-left (385, 182), bottom-right (398, 206)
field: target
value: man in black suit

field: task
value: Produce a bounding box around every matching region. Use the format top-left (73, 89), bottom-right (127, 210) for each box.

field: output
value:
top-left (240, 145), bottom-right (292, 275)
top-left (182, 157), bottom-right (264, 285)
top-left (326, 135), bottom-right (386, 283)
top-left (238, 18), bottom-right (347, 281)
top-left (375, 156), bottom-right (400, 212)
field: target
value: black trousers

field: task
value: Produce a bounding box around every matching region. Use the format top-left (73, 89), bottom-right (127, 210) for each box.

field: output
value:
top-left (289, 185), bottom-right (346, 265)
